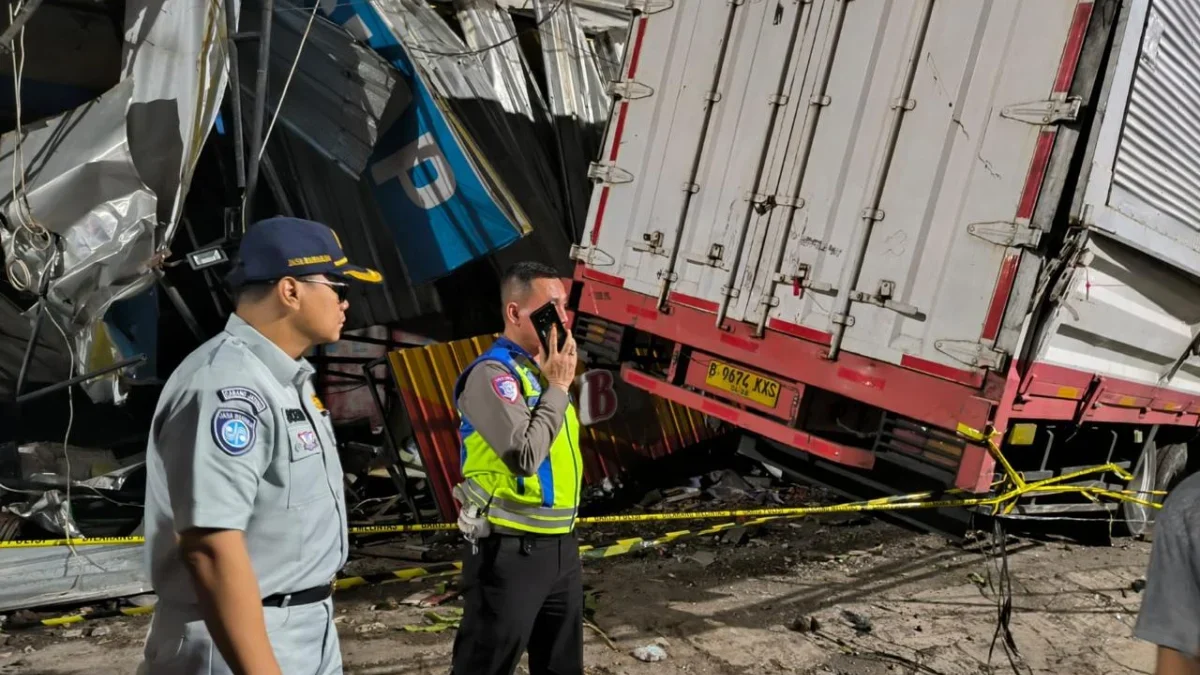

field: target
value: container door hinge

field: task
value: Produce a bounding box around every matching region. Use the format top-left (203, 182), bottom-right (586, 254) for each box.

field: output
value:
top-left (625, 0), bottom-right (673, 14)
top-left (569, 244), bottom-right (588, 261)
top-left (967, 219), bottom-right (1043, 249)
top-left (588, 162), bottom-right (634, 185)
top-left (1000, 95), bottom-right (1082, 126)
top-left (935, 339), bottom-right (1007, 371)
top-left (607, 79), bottom-right (654, 100)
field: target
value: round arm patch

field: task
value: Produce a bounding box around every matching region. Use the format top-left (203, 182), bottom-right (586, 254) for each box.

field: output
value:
top-left (211, 408), bottom-right (258, 456)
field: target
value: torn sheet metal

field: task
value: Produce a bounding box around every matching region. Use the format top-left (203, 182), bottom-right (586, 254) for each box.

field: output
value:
top-left (240, 1), bottom-right (405, 176)
top-left (122, 0), bottom-right (235, 238)
top-left (387, 333), bottom-right (717, 521)
top-left (0, 542), bottom-right (148, 613)
top-left (269, 124), bottom-right (444, 326)
top-left (591, 26), bottom-right (628, 86)
top-left (0, 79), bottom-right (158, 388)
top-left (534, 0), bottom-right (611, 234)
top-left (451, 0), bottom-right (578, 272)
top-left (535, 0), bottom-right (610, 126)
top-left (5, 490), bottom-right (82, 538)
top-left (453, 0), bottom-right (537, 119)
top-left (493, 0), bottom-right (632, 33)
top-left (321, 0), bottom-right (543, 283)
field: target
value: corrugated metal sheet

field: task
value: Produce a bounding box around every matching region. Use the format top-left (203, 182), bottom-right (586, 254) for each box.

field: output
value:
top-left (454, 0), bottom-right (537, 118)
top-left (535, 0), bottom-right (610, 234)
top-left (0, 543), bottom-right (148, 612)
top-left (388, 334), bottom-right (715, 521)
top-left (1112, 0), bottom-right (1200, 235)
top-left (494, 0), bottom-right (632, 32)
top-left (1082, 0), bottom-right (1200, 278)
top-left (240, 0), bottom-right (404, 176)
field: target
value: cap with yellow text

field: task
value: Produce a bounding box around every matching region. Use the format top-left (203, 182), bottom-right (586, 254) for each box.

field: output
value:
top-left (225, 216), bottom-right (383, 288)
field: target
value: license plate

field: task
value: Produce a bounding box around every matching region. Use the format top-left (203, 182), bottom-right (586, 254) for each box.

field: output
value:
top-left (704, 360), bottom-right (781, 408)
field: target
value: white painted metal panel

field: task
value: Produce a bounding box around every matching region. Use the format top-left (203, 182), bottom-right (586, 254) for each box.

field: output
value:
top-left (1082, 0), bottom-right (1200, 278)
top-left (583, 0), bottom-right (1083, 376)
top-left (1034, 233), bottom-right (1200, 394)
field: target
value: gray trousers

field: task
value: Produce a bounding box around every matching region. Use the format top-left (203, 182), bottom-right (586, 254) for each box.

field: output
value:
top-left (138, 598), bottom-right (342, 675)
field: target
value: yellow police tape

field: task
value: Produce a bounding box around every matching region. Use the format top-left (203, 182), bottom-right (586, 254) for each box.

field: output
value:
top-left (0, 426), bottom-right (1167, 551)
top-left (7, 428), bottom-right (1169, 629)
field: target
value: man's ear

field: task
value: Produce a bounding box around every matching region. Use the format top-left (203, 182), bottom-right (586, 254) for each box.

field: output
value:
top-left (277, 278), bottom-right (302, 310)
top-left (504, 301), bottom-right (520, 326)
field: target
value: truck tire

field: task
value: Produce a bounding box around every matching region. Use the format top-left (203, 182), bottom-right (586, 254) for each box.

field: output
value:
top-left (1121, 442), bottom-right (1187, 538)
top-left (0, 511), bottom-right (21, 542)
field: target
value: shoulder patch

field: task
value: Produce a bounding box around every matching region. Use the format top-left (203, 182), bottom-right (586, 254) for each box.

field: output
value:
top-left (211, 408), bottom-right (258, 456)
top-left (217, 387), bottom-right (268, 413)
top-left (491, 374), bottom-right (521, 404)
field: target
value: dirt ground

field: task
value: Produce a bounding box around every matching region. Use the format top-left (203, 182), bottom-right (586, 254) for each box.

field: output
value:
top-left (0, 510), bottom-right (1157, 675)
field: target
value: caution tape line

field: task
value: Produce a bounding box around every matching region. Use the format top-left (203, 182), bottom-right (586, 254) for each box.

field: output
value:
top-left (3, 461), bottom-right (1166, 630)
top-left (0, 430), bottom-right (1167, 551)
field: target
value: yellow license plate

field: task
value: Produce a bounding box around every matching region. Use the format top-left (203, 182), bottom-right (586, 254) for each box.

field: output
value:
top-left (704, 360), bottom-right (781, 408)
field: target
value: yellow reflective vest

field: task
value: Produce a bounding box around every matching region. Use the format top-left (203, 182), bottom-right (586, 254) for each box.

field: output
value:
top-left (454, 337), bottom-right (582, 535)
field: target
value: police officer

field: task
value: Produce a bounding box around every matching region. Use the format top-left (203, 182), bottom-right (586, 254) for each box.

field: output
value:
top-left (450, 261), bottom-right (584, 675)
top-left (140, 216), bottom-right (383, 675)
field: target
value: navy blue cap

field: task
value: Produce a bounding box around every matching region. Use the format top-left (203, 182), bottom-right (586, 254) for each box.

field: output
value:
top-left (226, 216), bottom-right (383, 288)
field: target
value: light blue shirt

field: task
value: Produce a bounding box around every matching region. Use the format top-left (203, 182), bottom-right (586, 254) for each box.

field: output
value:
top-left (143, 314), bottom-right (347, 606)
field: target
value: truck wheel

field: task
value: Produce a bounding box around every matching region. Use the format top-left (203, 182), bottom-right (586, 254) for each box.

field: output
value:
top-left (0, 511), bottom-right (21, 542)
top-left (1120, 442), bottom-right (1187, 538)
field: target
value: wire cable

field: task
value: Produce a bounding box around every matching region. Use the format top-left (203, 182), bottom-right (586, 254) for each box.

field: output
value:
top-left (404, 0), bottom-right (568, 57)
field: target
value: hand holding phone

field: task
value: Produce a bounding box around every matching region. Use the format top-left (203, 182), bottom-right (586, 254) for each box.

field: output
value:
top-left (530, 301), bottom-right (576, 391)
top-left (531, 301), bottom-right (568, 353)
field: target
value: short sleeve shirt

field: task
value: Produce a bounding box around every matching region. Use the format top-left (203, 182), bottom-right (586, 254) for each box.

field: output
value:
top-left (143, 314), bottom-right (348, 606)
top-left (1134, 472), bottom-right (1200, 656)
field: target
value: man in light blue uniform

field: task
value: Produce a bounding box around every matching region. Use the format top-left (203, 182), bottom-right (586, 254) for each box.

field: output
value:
top-left (140, 216), bottom-right (382, 675)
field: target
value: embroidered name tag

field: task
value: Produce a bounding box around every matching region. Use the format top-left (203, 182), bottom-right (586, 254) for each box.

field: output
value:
top-left (285, 408), bottom-right (306, 423)
top-left (217, 387), bottom-right (268, 413)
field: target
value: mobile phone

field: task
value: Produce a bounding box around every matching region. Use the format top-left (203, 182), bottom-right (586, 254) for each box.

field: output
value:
top-left (531, 301), bottom-right (568, 353)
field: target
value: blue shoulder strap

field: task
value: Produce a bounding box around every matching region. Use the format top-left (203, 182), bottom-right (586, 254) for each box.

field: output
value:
top-left (452, 338), bottom-right (523, 405)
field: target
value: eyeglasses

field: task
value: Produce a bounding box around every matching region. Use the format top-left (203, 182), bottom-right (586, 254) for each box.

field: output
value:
top-left (299, 278), bottom-right (350, 302)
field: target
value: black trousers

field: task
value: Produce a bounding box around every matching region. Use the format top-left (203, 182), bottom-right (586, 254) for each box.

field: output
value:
top-left (451, 533), bottom-right (583, 675)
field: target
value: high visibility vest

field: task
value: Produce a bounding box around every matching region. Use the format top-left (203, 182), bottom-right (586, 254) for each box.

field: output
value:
top-left (453, 337), bottom-right (582, 535)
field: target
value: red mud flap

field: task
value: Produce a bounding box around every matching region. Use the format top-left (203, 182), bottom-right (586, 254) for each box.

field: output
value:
top-left (620, 364), bottom-right (876, 470)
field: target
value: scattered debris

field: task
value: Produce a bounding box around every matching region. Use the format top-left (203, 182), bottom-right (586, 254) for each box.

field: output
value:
top-left (372, 597), bottom-right (401, 611)
top-left (354, 622), bottom-right (388, 634)
top-left (968, 572), bottom-right (988, 588)
top-left (23, 645), bottom-right (35, 654)
top-left (400, 587), bottom-right (458, 608)
top-left (841, 610), bottom-right (873, 635)
top-left (685, 551), bottom-right (717, 567)
top-left (632, 644), bottom-right (668, 663)
top-left (402, 609), bottom-right (463, 634)
top-left (723, 527), bottom-right (751, 547)
top-left (1131, 578), bottom-right (1147, 593)
top-left (584, 620), bottom-right (619, 651)
top-left (87, 625), bottom-right (111, 638)
top-left (60, 629), bottom-right (84, 639)
top-left (789, 615), bottom-right (820, 634)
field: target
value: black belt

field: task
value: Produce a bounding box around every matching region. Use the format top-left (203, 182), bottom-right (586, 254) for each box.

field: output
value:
top-left (262, 581), bottom-right (334, 608)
